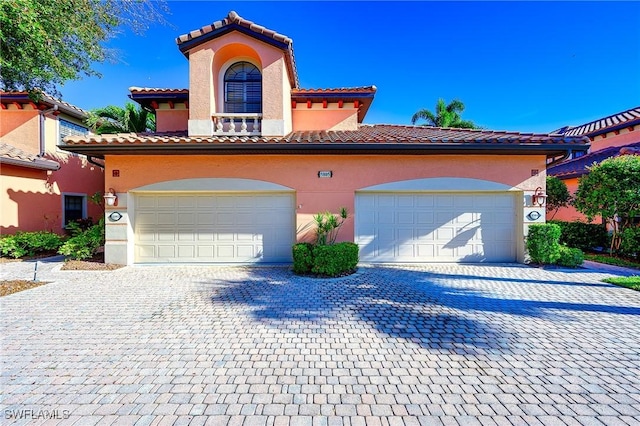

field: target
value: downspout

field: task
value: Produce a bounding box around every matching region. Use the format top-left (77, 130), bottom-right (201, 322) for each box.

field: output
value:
top-left (38, 104), bottom-right (58, 156)
top-left (547, 150), bottom-right (572, 167)
top-left (87, 156), bottom-right (105, 169)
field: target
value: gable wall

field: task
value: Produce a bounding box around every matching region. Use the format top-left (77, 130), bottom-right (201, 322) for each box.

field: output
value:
top-left (187, 32), bottom-right (293, 136)
top-left (0, 108), bottom-right (40, 154)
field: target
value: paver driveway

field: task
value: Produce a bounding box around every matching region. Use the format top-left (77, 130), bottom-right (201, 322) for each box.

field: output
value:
top-left (1, 262), bottom-right (639, 426)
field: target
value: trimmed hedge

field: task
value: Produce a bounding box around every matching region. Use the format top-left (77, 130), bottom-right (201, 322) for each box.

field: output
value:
top-left (526, 223), bottom-right (584, 267)
top-left (292, 242), bottom-right (314, 274)
top-left (548, 220), bottom-right (609, 251)
top-left (527, 224), bottom-right (562, 265)
top-left (557, 245), bottom-right (585, 268)
top-left (292, 242), bottom-right (359, 277)
top-left (0, 231), bottom-right (63, 258)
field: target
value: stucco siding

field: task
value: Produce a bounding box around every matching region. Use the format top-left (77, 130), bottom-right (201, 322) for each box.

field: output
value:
top-left (104, 154), bottom-right (545, 249)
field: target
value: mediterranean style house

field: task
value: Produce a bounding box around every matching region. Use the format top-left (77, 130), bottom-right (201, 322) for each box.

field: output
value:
top-left (60, 11), bottom-right (590, 265)
top-left (548, 106), bottom-right (640, 222)
top-left (1, 92), bottom-right (104, 234)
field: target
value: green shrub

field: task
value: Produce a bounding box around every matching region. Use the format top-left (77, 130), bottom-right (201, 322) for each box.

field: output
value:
top-left (313, 207), bottom-right (348, 245)
top-left (58, 220), bottom-right (105, 260)
top-left (548, 220), bottom-right (609, 251)
top-left (526, 223), bottom-right (562, 265)
top-left (0, 231), bottom-right (63, 258)
top-left (620, 226), bottom-right (640, 259)
top-left (311, 242), bottom-right (359, 277)
top-left (292, 242), bottom-right (314, 274)
top-left (557, 245), bottom-right (584, 268)
top-left (65, 217), bottom-right (95, 236)
top-left (0, 236), bottom-right (26, 258)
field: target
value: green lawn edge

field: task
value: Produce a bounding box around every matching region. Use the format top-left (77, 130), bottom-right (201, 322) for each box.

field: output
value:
top-left (601, 276), bottom-right (640, 291)
top-left (585, 253), bottom-right (640, 270)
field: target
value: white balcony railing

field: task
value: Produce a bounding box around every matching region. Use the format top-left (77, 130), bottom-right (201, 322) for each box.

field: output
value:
top-left (212, 113), bottom-right (262, 136)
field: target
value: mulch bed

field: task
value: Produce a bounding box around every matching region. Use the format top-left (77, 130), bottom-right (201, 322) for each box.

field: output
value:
top-left (1, 252), bottom-right (124, 297)
top-left (60, 252), bottom-right (124, 271)
top-left (0, 280), bottom-right (49, 297)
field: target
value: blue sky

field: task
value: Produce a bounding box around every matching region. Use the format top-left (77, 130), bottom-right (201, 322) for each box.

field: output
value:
top-left (60, 1), bottom-right (640, 133)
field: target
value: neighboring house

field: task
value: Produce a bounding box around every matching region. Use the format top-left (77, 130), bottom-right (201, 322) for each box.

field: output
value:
top-left (548, 106), bottom-right (640, 222)
top-left (60, 11), bottom-right (589, 266)
top-left (0, 92), bottom-right (104, 234)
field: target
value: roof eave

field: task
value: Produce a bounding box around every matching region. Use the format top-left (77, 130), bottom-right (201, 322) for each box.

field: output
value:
top-left (178, 24), bottom-right (290, 55)
top-left (58, 142), bottom-right (586, 158)
top-left (0, 156), bottom-right (60, 171)
top-left (0, 93), bottom-right (87, 120)
top-left (292, 91), bottom-right (376, 122)
top-left (177, 23), bottom-right (298, 89)
top-left (583, 119), bottom-right (640, 138)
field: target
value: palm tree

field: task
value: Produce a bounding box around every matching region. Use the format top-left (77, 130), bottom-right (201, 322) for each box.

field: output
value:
top-left (86, 102), bottom-right (156, 134)
top-left (411, 98), bottom-right (478, 129)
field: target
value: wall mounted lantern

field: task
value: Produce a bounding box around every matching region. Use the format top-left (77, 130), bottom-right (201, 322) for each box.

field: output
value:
top-left (103, 188), bottom-right (118, 206)
top-left (532, 187), bottom-right (547, 207)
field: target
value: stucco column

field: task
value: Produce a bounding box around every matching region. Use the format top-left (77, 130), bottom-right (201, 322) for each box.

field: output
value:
top-left (188, 47), bottom-right (215, 136)
top-left (261, 58), bottom-right (292, 136)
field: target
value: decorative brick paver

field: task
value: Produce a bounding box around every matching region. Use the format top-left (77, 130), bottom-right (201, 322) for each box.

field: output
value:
top-left (1, 262), bottom-right (639, 425)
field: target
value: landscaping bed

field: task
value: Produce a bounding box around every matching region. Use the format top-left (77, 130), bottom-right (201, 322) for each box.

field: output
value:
top-left (60, 252), bottom-right (124, 271)
top-left (0, 280), bottom-right (49, 297)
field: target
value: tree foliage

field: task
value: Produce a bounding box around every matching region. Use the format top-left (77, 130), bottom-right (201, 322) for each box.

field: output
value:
top-left (86, 103), bottom-right (156, 134)
top-left (0, 0), bottom-right (167, 97)
top-left (573, 155), bottom-right (640, 251)
top-left (411, 98), bottom-right (479, 128)
top-left (546, 176), bottom-right (572, 219)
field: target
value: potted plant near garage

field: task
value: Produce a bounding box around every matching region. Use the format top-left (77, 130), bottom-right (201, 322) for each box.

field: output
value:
top-left (292, 207), bottom-right (359, 277)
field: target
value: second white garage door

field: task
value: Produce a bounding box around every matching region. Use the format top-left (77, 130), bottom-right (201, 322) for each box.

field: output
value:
top-left (355, 192), bottom-right (516, 263)
top-left (135, 193), bottom-right (294, 263)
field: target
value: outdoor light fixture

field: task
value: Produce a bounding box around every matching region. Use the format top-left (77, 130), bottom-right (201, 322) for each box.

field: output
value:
top-left (103, 188), bottom-right (117, 206)
top-left (532, 187), bottom-right (547, 207)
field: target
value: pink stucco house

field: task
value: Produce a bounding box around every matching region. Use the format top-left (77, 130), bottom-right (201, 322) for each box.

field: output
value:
top-left (547, 106), bottom-right (640, 222)
top-left (1, 92), bottom-right (104, 234)
top-left (60, 11), bottom-right (589, 266)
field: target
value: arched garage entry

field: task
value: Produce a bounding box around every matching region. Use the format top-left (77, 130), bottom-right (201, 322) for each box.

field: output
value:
top-left (131, 178), bottom-right (295, 263)
top-left (355, 178), bottom-right (520, 263)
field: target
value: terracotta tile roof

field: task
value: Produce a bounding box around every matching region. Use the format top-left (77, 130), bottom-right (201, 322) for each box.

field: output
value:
top-left (556, 106), bottom-right (640, 137)
top-left (129, 87), bottom-right (189, 95)
top-left (0, 143), bottom-right (60, 171)
top-left (548, 141), bottom-right (640, 179)
top-left (176, 11), bottom-right (299, 88)
top-left (60, 124), bottom-right (589, 158)
top-left (0, 91), bottom-right (87, 119)
top-left (292, 86), bottom-right (377, 95)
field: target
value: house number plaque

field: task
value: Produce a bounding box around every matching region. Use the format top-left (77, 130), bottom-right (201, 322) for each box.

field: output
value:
top-left (318, 171), bottom-right (333, 178)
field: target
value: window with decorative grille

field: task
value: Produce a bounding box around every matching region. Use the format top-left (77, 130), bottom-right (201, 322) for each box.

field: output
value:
top-left (224, 62), bottom-right (262, 113)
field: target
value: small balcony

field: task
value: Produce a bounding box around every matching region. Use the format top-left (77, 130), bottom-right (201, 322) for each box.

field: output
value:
top-left (212, 113), bottom-right (262, 136)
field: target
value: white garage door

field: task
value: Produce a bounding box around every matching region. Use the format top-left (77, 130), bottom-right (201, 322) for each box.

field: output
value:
top-left (355, 192), bottom-right (516, 263)
top-left (135, 193), bottom-right (294, 263)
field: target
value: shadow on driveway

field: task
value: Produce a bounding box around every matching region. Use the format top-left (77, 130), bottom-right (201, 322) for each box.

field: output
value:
top-left (204, 265), bottom-right (640, 355)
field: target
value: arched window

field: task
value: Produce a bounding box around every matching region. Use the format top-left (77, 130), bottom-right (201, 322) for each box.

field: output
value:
top-left (224, 62), bottom-right (262, 113)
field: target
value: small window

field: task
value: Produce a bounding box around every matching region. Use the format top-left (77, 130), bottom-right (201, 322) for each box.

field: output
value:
top-left (59, 119), bottom-right (88, 144)
top-left (572, 151), bottom-right (586, 159)
top-left (224, 62), bottom-right (262, 113)
top-left (63, 194), bottom-right (86, 227)
top-left (59, 119), bottom-right (88, 156)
